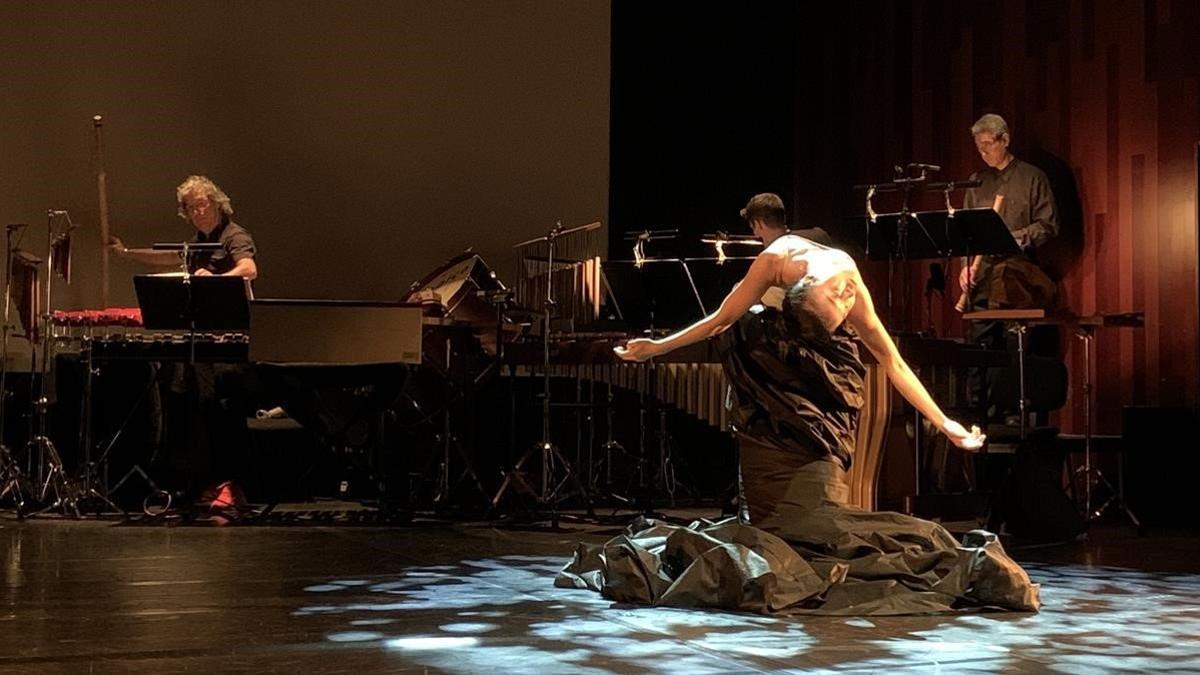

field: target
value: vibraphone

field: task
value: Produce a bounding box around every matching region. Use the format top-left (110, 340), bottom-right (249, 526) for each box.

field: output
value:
top-left (504, 336), bottom-right (893, 510)
top-left (51, 308), bottom-right (249, 362)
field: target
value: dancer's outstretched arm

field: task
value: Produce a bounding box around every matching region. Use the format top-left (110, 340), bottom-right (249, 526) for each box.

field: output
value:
top-left (615, 252), bottom-right (778, 362)
top-left (846, 269), bottom-right (985, 451)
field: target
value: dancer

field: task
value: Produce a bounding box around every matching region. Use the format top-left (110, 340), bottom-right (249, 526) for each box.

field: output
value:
top-left (557, 193), bottom-right (1039, 614)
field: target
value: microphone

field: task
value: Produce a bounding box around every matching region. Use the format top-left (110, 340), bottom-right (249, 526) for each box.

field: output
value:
top-left (908, 163), bottom-right (942, 173)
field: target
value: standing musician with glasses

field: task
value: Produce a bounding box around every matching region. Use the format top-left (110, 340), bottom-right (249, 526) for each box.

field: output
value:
top-left (109, 175), bottom-right (258, 280)
top-left (105, 176), bottom-right (259, 508)
top-left (958, 114), bottom-right (1058, 317)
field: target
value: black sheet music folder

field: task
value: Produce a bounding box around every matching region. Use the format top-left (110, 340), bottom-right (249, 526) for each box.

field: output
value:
top-left (133, 274), bottom-right (251, 331)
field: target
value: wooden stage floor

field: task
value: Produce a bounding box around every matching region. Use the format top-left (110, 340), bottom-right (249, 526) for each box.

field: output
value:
top-left (2, 510), bottom-right (1198, 673)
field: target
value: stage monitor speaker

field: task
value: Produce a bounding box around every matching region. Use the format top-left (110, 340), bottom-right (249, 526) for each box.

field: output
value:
top-left (1123, 405), bottom-right (1199, 529)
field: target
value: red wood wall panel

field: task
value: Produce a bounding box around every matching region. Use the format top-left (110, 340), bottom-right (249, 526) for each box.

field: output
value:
top-left (820, 0), bottom-right (1199, 433)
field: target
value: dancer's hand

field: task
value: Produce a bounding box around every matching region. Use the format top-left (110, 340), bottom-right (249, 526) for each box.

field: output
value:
top-left (614, 338), bottom-right (658, 363)
top-left (942, 419), bottom-right (986, 452)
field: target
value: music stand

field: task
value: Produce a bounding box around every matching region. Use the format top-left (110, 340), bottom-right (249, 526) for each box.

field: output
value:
top-left (847, 208), bottom-right (1018, 262)
top-left (601, 259), bottom-right (708, 331)
top-left (110, 275), bottom-right (248, 514)
top-left (684, 257), bottom-right (756, 318)
top-left (134, 274), bottom-right (251, 333)
top-left (602, 258), bottom-right (711, 512)
top-left (840, 207), bottom-right (1017, 333)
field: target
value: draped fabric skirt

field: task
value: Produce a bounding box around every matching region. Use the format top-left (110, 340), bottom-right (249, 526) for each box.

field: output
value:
top-left (556, 437), bottom-right (1040, 615)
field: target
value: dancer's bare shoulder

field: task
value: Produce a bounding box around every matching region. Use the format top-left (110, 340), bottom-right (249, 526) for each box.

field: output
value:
top-left (768, 235), bottom-right (856, 288)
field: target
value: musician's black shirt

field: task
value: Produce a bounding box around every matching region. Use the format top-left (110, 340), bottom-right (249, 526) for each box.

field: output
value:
top-left (189, 218), bottom-right (255, 274)
top-left (963, 157), bottom-right (1058, 252)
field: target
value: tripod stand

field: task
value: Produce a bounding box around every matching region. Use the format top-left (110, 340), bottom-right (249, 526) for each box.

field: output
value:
top-left (588, 379), bottom-right (636, 507)
top-left (424, 330), bottom-right (488, 511)
top-left (1072, 323), bottom-right (1141, 528)
top-left (1, 223), bottom-right (33, 516)
top-left (0, 442), bottom-right (25, 515)
top-left (490, 221), bottom-right (598, 520)
top-left (602, 237), bottom-right (713, 513)
top-left (26, 212), bottom-right (86, 517)
top-left (86, 358), bottom-right (171, 515)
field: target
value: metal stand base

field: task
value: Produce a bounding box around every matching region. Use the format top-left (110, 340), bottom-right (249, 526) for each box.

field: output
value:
top-left (109, 463), bottom-right (173, 517)
top-left (490, 441), bottom-right (593, 524)
top-left (1073, 463), bottom-right (1141, 529)
top-left (1073, 328), bottom-right (1141, 532)
top-left (25, 437), bottom-right (85, 518)
top-left (430, 431), bottom-right (488, 510)
top-left (0, 443), bottom-right (30, 517)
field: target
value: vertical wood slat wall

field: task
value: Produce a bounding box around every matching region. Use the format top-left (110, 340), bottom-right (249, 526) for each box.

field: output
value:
top-left (800, 0), bottom-right (1199, 434)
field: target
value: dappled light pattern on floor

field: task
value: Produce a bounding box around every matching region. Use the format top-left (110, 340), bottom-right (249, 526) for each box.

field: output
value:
top-left (297, 556), bottom-right (1200, 672)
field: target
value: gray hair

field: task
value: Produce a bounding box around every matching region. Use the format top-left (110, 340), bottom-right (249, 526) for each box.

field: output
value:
top-left (176, 175), bottom-right (233, 220)
top-left (970, 113), bottom-right (1009, 138)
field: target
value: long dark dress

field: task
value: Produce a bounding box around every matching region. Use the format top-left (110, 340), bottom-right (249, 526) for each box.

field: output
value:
top-left (557, 283), bottom-right (1041, 615)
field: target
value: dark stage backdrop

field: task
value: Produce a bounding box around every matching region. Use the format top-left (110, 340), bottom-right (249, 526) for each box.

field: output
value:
top-left (0, 1), bottom-right (609, 317)
top-left (609, 1), bottom-right (805, 259)
top-left (612, 0), bottom-right (1199, 434)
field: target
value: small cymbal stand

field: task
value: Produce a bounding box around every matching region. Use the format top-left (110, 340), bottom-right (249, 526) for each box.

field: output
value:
top-left (490, 221), bottom-right (599, 523)
top-left (1072, 322), bottom-right (1141, 529)
top-left (27, 211), bottom-right (84, 517)
top-left (0, 223), bottom-right (31, 516)
top-left (590, 379), bottom-right (632, 506)
top-left (621, 229), bottom-right (696, 513)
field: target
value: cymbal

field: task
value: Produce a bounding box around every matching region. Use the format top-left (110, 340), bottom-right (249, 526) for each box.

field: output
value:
top-left (513, 221), bottom-right (602, 248)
